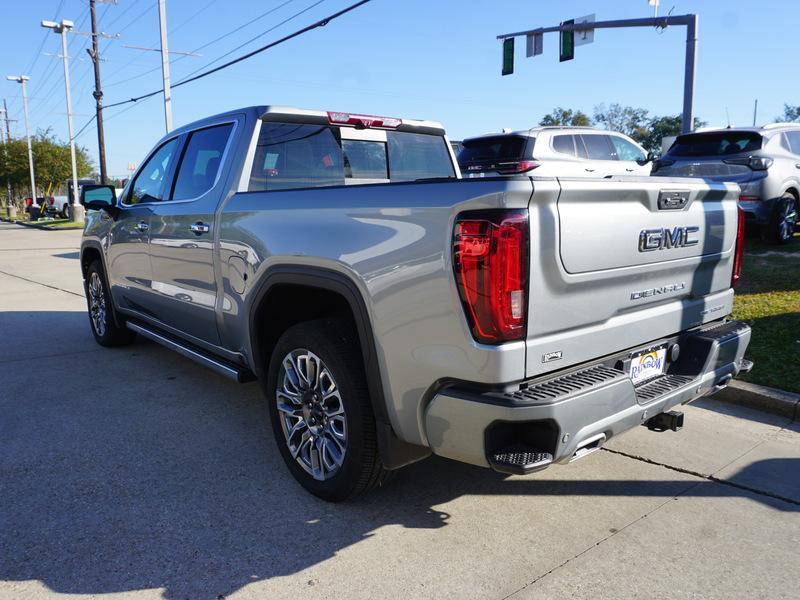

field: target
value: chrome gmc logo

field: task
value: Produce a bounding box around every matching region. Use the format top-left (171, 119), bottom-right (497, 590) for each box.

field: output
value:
top-left (638, 226), bottom-right (699, 252)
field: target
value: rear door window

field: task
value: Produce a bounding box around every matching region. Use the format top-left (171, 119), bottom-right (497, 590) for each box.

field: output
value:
top-left (786, 131), bottom-right (800, 155)
top-left (171, 123), bottom-right (233, 200)
top-left (552, 135), bottom-right (576, 156)
top-left (668, 132), bottom-right (763, 157)
top-left (581, 134), bottom-right (616, 160)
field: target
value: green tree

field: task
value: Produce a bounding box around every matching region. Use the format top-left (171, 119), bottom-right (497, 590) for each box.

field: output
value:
top-left (539, 107), bottom-right (591, 127)
top-left (0, 129), bottom-right (93, 198)
top-left (593, 103), bottom-right (651, 146)
top-left (641, 115), bottom-right (708, 155)
top-left (775, 103), bottom-right (800, 123)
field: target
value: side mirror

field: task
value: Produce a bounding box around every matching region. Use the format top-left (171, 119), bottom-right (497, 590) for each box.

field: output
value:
top-left (80, 184), bottom-right (117, 212)
top-left (637, 151), bottom-right (657, 166)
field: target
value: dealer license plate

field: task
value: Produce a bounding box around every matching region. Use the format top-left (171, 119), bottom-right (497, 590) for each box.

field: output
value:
top-left (629, 347), bottom-right (667, 385)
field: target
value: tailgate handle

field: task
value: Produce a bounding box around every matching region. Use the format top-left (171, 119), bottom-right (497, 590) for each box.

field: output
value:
top-left (658, 190), bottom-right (690, 210)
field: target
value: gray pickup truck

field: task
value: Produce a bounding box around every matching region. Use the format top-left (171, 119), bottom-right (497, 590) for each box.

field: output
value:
top-left (79, 105), bottom-right (752, 501)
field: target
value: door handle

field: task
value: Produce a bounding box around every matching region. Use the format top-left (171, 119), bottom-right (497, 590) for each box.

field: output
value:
top-left (795, 163), bottom-right (800, 169)
top-left (625, 168), bottom-right (635, 172)
top-left (584, 168), bottom-right (595, 172)
top-left (135, 221), bottom-right (149, 233)
top-left (190, 222), bottom-right (210, 235)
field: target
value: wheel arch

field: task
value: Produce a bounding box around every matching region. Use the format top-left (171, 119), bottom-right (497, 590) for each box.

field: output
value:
top-left (248, 265), bottom-right (430, 470)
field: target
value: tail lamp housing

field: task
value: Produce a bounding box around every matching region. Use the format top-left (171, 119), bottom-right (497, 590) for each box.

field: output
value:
top-left (496, 160), bottom-right (539, 175)
top-left (453, 210), bottom-right (528, 343)
top-left (731, 205), bottom-right (745, 288)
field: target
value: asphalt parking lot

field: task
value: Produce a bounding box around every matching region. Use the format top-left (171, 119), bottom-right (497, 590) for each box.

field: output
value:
top-left (1, 221), bottom-right (798, 600)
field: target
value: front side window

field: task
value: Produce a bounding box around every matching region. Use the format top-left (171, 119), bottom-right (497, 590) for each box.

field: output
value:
top-left (127, 138), bottom-right (179, 204)
top-left (171, 123), bottom-right (233, 200)
top-left (610, 136), bottom-right (646, 162)
top-left (581, 134), bottom-right (616, 161)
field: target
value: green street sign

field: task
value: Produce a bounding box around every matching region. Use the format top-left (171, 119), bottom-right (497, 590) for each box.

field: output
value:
top-left (560, 19), bottom-right (575, 62)
top-left (502, 37), bottom-right (514, 76)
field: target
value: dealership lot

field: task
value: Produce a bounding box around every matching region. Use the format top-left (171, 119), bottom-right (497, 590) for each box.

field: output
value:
top-left (0, 222), bottom-right (798, 600)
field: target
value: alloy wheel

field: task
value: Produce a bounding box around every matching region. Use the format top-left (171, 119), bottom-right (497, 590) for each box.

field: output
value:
top-left (88, 271), bottom-right (107, 337)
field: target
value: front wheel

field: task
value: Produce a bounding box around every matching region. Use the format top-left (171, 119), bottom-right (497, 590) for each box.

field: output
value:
top-left (769, 195), bottom-right (798, 245)
top-left (266, 318), bottom-right (390, 501)
top-left (84, 260), bottom-right (136, 347)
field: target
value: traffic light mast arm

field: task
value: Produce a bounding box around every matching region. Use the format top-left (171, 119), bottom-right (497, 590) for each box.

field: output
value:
top-left (496, 14), bottom-right (698, 135)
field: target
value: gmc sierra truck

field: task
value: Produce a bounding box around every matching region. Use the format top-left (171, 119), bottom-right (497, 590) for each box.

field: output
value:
top-left (79, 106), bottom-right (752, 501)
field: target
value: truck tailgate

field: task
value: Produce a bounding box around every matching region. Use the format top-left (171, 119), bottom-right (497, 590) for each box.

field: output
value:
top-left (525, 176), bottom-right (740, 378)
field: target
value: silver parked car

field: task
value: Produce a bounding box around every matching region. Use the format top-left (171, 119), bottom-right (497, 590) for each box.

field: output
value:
top-left (458, 126), bottom-right (652, 178)
top-left (653, 124), bottom-right (800, 244)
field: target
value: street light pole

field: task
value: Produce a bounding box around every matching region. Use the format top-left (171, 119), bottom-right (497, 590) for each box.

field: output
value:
top-left (157, 0), bottom-right (173, 132)
top-left (42, 19), bottom-right (84, 222)
top-left (6, 76), bottom-right (36, 211)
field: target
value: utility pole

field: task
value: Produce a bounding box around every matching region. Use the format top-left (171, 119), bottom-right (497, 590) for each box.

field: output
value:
top-left (157, 0), bottom-right (173, 132)
top-left (42, 19), bottom-right (84, 222)
top-left (0, 106), bottom-right (15, 219)
top-left (6, 76), bottom-right (36, 210)
top-left (2, 99), bottom-right (11, 141)
top-left (88, 0), bottom-right (107, 184)
top-left (498, 14), bottom-right (699, 134)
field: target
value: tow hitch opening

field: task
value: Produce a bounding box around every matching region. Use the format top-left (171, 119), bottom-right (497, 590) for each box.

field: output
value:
top-left (645, 410), bottom-right (684, 432)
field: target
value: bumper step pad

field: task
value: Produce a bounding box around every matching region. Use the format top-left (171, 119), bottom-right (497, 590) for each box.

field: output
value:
top-left (488, 444), bottom-right (553, 475)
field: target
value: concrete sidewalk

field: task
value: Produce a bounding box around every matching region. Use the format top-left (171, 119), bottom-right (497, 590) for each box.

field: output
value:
top-left (0, 222), bottom-right (798, 600)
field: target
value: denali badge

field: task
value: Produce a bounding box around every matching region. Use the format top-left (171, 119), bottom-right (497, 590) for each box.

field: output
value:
top-left (630, 282), bottom-right (686, 300)
top-left (542, 351), bottom-right (563, 363)
top-left (638, 226), bottom-right (699, 252)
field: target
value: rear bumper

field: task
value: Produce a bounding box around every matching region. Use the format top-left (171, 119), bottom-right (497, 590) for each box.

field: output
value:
top-left (739, 198), bottom-right (775, 225)
top-left (423, 320), bottom-right (751, 471)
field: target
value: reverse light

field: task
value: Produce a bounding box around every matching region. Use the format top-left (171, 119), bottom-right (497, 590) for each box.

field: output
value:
top-left (327, 111), bottom-right (401, 129)
top-left (732, 206), bottom-right (745, 288)
top-left (453, 210), bottom-right (528, 343)
top-left (496, 160), bottom-right (539, 175)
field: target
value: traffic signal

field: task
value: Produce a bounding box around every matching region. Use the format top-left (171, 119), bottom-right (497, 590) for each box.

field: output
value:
top-left (560, 20), bottom-right (574, 62)
top-left (502, 38), bottom-right (514, 76)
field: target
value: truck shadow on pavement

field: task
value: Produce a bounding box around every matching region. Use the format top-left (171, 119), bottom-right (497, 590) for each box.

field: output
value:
top-left (0, 311), bottom-right (797, 599)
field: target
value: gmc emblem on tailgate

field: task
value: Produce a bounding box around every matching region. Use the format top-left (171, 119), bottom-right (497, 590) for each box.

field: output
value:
top-left (638, 226), bottom-right (699, 252)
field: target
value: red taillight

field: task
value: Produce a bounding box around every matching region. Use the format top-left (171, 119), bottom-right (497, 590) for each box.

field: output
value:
top-left (738, 195), bottom-right (760, 202)
top-left (327, 111), bottom-right (401, 129)
top-left (732, 206), bottom-right (745, 288)
top-left (496, 160), bottom-right (540, 175)
top-left (26, 198), bottom-right (32, 206)
top-left (453, 210), bottom-right (528, 343)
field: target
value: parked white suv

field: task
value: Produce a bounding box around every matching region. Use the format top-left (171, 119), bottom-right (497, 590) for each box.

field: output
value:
top-left (458, 127), bottom-right (652, 178)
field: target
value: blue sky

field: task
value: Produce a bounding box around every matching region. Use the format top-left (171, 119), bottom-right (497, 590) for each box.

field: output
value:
top-left (2, 0), bottom-right (798, 177)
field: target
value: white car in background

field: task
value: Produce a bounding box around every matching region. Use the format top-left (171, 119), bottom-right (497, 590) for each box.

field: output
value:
top-left (457, 126), bottom-right (652, 178)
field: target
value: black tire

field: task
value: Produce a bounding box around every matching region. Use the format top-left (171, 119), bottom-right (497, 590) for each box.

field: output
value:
top-left (266, 318), bottom-right (390, 501)
top-left (769, 195), bottom-right (798, 245)
top-left (84, 259), bottom-right (136, 347)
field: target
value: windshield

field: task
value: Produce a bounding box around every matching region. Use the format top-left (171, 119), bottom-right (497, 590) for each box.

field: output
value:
top-left (458, 136), bottom-right (532, 164)
top-left (668, 131), bottom-right (762, 157)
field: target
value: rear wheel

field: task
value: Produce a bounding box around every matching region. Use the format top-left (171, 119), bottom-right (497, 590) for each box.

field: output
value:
top-left (769, 195), bottom-right (798, 245)
top-left (84, 260), bottom-right (136, 347)
top-left (266, 318), bottom-right (390, 501)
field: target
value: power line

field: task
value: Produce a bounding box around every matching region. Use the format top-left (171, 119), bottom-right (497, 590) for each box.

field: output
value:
top-left (105, 0), bottom-right (372, 109)
top-left (104, 0), bottom-right (298, 89)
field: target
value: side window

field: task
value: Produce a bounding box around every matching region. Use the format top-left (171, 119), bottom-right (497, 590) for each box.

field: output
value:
top-left (171, 123), bottom-right (234, 200)
top-left (787, 131), bottom-right (800, 155)
top-left (552, 135), bottom-right (575, 156)
top-left (249, 123), bottom-right (344, 191)
top-left (610, 136), bottom-right (646, 162)
top-left (581, 134), bottom-right (616, 161)
top-left (126, 138), bottom-right (179, 204)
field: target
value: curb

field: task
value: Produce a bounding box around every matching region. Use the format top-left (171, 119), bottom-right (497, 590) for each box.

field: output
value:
top-left (713, 380), bottom-right (800, 421)
top-left (1, 218), bottom-right (83, 231)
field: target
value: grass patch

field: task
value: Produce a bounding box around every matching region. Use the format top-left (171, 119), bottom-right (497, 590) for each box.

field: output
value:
top-left (37, 218), bottom-right (85, 230)
top-left (732, 233), bottom-right (800, 393)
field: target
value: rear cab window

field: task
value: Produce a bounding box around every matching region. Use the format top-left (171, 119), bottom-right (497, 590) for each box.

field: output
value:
top-left (248, 119), bottom-right (455, 192)
top-left (667, 131), bottom-right (763, 157)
